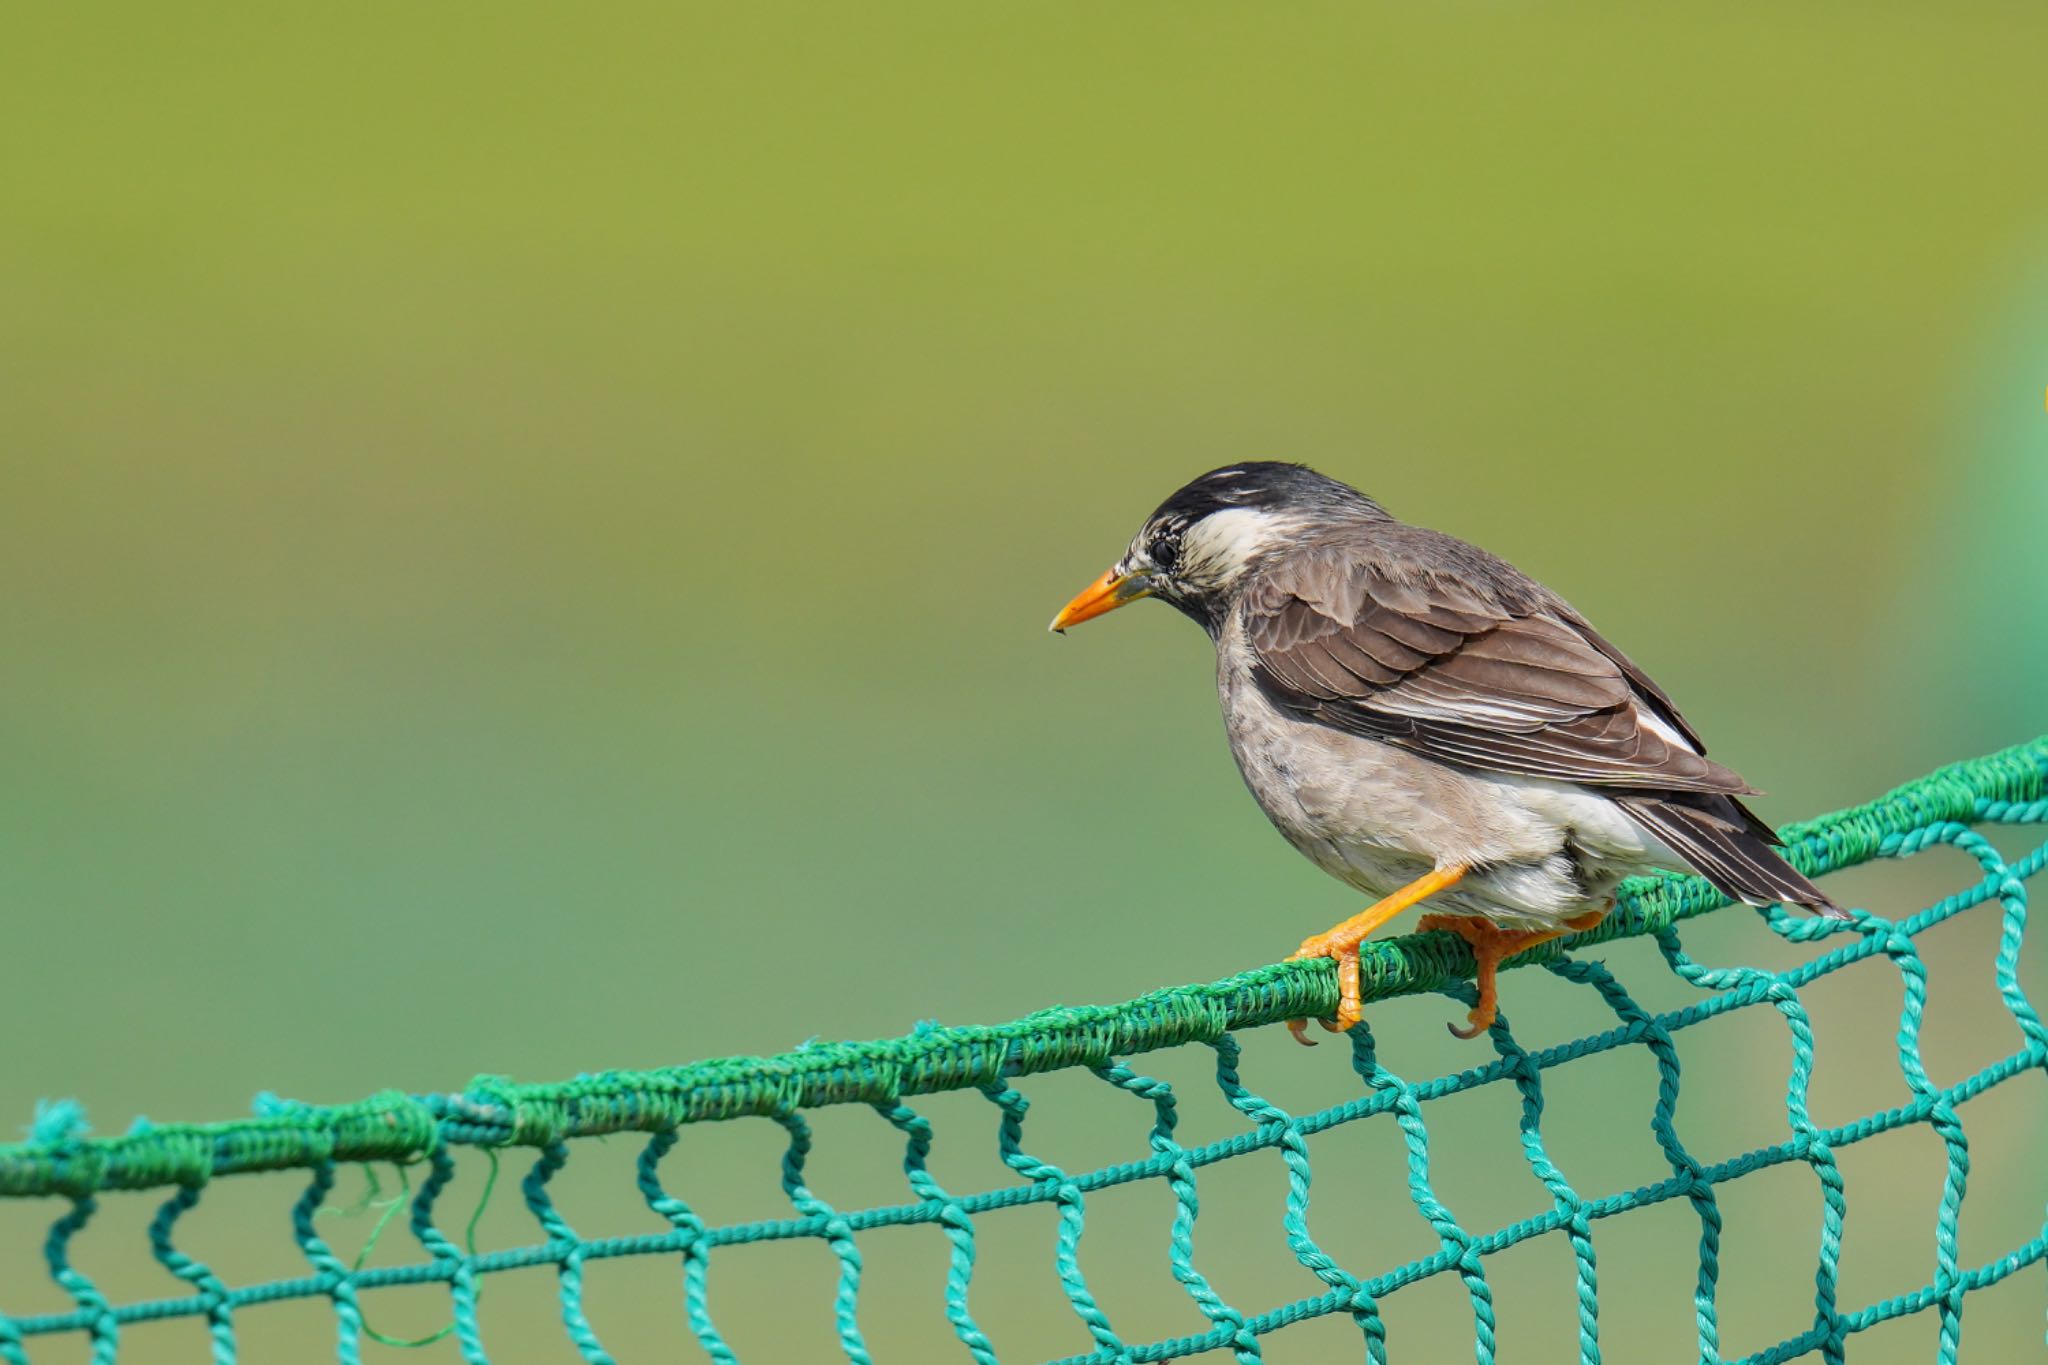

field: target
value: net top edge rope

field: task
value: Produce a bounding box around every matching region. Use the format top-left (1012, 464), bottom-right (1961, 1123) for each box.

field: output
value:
top-left (6, 737), bottom-right (2044, 1203)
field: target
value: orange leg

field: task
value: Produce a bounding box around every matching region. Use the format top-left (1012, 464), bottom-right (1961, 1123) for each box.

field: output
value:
top-left (1420, 905), bottom-right (1609, 1040)
top-left (1286, 865), bottom-right (1467, 1045)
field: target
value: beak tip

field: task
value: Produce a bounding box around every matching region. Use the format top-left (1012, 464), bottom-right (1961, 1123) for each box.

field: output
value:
top-left (1050, 566), bottom-right (1147, 634)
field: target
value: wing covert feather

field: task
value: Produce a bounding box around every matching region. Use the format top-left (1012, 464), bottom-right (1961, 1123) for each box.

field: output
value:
top-left (1243, 537), bottom-right (1751, 794)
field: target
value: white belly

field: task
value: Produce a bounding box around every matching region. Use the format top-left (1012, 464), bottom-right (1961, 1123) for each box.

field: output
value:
top-left (1215, 638), bottom-right (1683, 931)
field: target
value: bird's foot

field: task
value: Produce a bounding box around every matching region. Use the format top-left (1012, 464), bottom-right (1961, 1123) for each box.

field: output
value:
top-left (1285, 930), bottom-right (1367, 1046)
top-left (1282, 865), bottom-right (1469, 1046)
top-left (1420, 906), bottom-right (1608, 1040)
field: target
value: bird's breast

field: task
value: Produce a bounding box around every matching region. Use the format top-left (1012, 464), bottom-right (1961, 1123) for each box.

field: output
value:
top-left (1212, 629), bottom-right (1667, 923)
top-left (1215, 638), bottom-right (1454, 862)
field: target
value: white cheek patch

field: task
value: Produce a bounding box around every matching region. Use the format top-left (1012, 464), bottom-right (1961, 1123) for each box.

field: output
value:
top-left (1181, 507), bottom-right (1299, 580)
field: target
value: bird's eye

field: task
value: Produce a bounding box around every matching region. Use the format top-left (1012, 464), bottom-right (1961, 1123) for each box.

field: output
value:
top-left (1149, 538), bottom-right (1179, 570)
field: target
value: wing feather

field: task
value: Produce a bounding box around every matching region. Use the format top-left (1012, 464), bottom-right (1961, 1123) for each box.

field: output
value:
top-left (1243, 532), bottom-right (1754, 794)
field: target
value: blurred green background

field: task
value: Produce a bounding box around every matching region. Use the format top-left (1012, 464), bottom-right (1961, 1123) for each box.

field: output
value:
top-left (3, 4), bottom-right (2045, 1361)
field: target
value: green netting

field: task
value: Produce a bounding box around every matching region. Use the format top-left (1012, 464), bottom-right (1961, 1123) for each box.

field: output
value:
top-left (4, 739), bottom-right (2045, 1363)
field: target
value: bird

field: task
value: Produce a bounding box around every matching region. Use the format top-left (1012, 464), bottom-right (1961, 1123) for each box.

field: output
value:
top-left (1048, 462), bottom-right (1848, 1043)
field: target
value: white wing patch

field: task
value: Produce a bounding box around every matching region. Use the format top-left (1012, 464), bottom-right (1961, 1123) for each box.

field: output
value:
top-left (1635, 704), bottom-right (1700, 755)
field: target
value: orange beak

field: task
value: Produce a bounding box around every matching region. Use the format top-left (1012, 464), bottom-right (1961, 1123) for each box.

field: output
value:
top-left (1049, 567), bottom-right (1152, 632)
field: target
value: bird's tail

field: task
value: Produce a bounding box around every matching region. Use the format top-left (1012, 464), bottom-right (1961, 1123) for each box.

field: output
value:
top-left (1614, 793), bottom-right (1849, 919)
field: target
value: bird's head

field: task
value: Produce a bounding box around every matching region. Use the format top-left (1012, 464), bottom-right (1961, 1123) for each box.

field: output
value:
top-left (1049, 462), bottom-right (1387, 634)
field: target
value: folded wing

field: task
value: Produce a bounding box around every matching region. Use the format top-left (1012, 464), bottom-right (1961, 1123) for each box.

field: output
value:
top-left (1243, 529), bottom-right (1844, 915)
top-left (1243, 531), bottom-right (1750, 794)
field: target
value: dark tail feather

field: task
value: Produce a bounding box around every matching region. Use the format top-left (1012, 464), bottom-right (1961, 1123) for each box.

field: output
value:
top-left (1614, 794), bottom-right (1850, 919)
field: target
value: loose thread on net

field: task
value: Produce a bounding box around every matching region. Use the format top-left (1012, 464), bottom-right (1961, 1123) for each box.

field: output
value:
top-left (308, 1149), bottom-right (499, 1354)
top-left (291, 1164), bottom-right (366, 1365)
top-left (408, 1146), bottom-right (493, 1363)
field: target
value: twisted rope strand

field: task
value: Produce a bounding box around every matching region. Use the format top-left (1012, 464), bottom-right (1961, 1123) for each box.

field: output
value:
top-left (875, 1101), bottom-right (999, 1365)
top-left (637, 1128), bottom-right (740, 1363)
top-left (1092, 1061), bottom-right (1263, 1364)
top-left (147, 1183), bottom-right (235, 1364)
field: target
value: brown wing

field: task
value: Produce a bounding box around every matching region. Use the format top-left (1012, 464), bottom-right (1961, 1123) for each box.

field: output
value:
top-left (1242, 532), bottom-right (1753, 794)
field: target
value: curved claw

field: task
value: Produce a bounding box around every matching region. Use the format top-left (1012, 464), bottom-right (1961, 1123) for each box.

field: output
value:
top-left (1446, 1011), bottom-right (1490, 1040)
top-left (1286, 950), bottom-right (1365, 1043)
top-left (1280, 868), bottom-right (1474, 1045)
top-left (1284, 943), bottom-right (1364, 1042)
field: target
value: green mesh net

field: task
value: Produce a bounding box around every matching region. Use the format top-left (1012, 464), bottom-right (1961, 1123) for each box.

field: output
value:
top-left (4, 739), bottom-right (2044, 1364)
